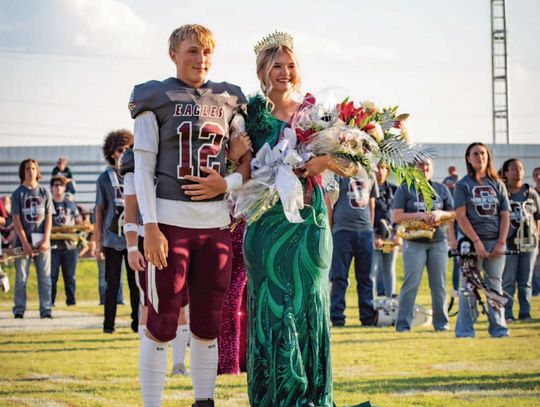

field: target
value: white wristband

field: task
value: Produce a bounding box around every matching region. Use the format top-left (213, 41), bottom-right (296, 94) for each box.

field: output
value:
top-left (123, 223), bottom-right (139, 234)
top-left (127, 246), bottom-right (139, 253)
top-left (225, 172), bottom-right (243, 192)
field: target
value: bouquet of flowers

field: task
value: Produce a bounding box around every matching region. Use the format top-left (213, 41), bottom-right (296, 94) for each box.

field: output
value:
top-left (230, 94), bottom-right (434, 224)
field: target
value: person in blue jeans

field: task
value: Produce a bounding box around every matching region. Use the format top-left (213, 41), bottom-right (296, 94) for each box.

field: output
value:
top-left (500, 159), bottom-right (540, 322)
top-left (372, 161), bottom-right (400, 298)
top-left (392, 158), bottom-right (455, 332)
top-left (50, 175), bottom-right (83, 306)
top-left (454, 142), bottom-right (510, 338)
top-left (11, 158), bottom-right (54, 319)
top-left (328, 169), bottom-right (378, 326)
top-left (531, 166), bottom-right (540, 296)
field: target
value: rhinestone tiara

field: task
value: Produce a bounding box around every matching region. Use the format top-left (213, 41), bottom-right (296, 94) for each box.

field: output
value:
top-left (253, 31), bottom-right (294, 55)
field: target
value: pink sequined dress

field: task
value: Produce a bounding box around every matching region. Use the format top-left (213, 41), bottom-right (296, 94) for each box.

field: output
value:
top-left (217, 220), bottom-right (248, 374)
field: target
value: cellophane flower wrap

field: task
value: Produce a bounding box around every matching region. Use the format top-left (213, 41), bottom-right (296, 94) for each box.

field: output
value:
top-left (230, 93), bottom-right (434, 224)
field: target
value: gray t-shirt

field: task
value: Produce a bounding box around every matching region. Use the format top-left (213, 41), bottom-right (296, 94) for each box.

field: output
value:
top-left (52, 198), bottom-right (80, 250)
top-left (507, 184), bottom-right (540, 248)
top-left (95, 168), bottom-right (126, 250)
top-left (11, 184), bottom-right (54, 247)
top-left (392, 180), bottom-right (454, 243)
top-left (332, 172), bottom-right (378, 233)
top-left (453, 175), bottom-right (510, 241)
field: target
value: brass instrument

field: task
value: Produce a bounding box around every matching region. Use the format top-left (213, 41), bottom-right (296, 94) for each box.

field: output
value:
top-left (397, 213), bottom-right (455, 240)
top-left (50, 221), bottom-right (93, 248)
top-left (51, 221), bottom-right (94, 234)
top-left (1, 246), bottom-right (57, 264)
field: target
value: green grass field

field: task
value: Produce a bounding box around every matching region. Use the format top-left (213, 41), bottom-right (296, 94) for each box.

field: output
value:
top-left (0, 257), bottom-right (539, 406)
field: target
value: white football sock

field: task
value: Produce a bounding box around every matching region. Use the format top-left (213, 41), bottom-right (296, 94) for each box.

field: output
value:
top-left (138, 325), bottom-right (147, 340)
top-left (139, 335), bottom-right (168, 407)
top-left (171, 324), bottom-right (189, 366)
top-left (190, 336), bottom-right (218, 400)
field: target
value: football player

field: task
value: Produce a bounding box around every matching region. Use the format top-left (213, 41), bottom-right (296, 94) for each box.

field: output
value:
top-left (129, 24), bottom-right (250, 407)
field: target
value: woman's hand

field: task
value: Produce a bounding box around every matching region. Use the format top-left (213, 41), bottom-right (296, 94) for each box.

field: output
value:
top-left (228, 134), bottom-right (252, 162)
top-left (473, 239), bottom-right (489, 259)
top-left (491, 241), bottom-right (506, 257)
top-left (303, 156), bottom-right (330, 177)
top-left (425, 210), bottom-right (444, 225)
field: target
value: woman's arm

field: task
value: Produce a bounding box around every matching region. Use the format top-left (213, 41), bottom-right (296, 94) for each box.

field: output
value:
top-left (391, 208), bottom-right (427, 224)
top-left (492, 210), bottom-right (510, 257)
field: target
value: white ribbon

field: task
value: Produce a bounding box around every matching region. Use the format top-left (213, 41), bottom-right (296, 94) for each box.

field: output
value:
top-left (241, 127), bottom-right (311, 223)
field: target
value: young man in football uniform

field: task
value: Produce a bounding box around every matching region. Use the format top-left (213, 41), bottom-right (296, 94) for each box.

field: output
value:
top-left (129, 24), bottom-right (250, 407)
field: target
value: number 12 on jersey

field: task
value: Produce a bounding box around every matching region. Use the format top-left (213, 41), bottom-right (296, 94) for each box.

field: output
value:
top-left (177, 121), bottom-right (225, 178)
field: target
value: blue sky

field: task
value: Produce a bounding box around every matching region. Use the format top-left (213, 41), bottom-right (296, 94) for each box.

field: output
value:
top-left (0, 0), bottom-right (538, 146)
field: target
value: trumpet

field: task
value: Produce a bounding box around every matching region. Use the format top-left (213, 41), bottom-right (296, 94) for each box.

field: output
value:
top-left (397, 213), bottom-right (455, 240)
top-left (51, 221), bottom-right (94, 234)
top-left (51, 221), bottom-right (93, 248)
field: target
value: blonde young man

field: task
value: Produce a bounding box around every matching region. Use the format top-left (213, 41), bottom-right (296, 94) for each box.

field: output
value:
top-left (129, 24), bottom-right (250, 407)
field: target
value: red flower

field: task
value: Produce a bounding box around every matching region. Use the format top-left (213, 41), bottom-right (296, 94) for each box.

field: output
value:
top-left (338, 100), bottom-right (373, 130)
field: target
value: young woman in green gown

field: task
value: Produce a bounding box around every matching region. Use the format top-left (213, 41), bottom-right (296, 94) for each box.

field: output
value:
top-left (244, 32), bottom-right (359, 407)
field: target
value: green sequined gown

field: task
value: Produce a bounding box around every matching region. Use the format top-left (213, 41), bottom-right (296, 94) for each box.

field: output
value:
top-left (244, 95), bottom-right (333, 407)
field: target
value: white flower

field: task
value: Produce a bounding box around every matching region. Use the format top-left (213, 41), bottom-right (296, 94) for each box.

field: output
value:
top-left (367, 122), bottom-right (384, 143)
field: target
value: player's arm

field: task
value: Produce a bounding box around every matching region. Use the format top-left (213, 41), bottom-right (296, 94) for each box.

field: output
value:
top-left (133, 111), bottom-right (168, 271)
top-left (122, 157), bottom-right (146, 272)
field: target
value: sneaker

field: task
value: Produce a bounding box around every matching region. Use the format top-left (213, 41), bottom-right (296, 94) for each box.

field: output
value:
top-left (41, 314), bottom-right (53, 319)
top-left (171, 363), bottom-right (189, 376)
top-left (14, 314), bottom-right (23, 319)
top-left (103, 328), bottom-right (115, 334)
top-left (519, 316), bottom-right (532, 322)
top-left (192, 400), bottom-right (214, 407)
top-left (505, 317), bottom-right (515, 324)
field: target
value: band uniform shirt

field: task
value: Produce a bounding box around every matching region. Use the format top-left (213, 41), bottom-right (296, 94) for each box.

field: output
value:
top-left (95, 169), bottom-right (126, 251)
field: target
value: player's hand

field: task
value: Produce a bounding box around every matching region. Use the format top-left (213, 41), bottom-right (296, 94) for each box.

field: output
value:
top-left (448, 239), bottom-right (458, 251)
top-left (473, 239), bottom-right (488, 259)
top-left (128, 250), bottom-right (146, 272)
top-left (183, 167), bottom-right (227, 201)
top-left (392, 235), bottom-right (403, 246)
top-left (490, 241), bottom-right (506, 257)
top-left (228, 134), bottom-right (252, 162)
top-left (303, 156), bottom-right (330, 177)
top-left (144, 223), bottom-right (168, 270)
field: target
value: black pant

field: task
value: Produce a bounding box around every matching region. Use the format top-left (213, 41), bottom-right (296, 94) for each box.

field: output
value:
top-left (103, 247), bottom-right (139, 331)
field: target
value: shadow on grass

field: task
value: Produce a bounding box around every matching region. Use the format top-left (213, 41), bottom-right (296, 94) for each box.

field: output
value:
top-left (334, 372), bottom-right (540, 394)
top-left (0, 333), bottom-right (139, 346)
top-left (0, 343), bottom-right (137, 354)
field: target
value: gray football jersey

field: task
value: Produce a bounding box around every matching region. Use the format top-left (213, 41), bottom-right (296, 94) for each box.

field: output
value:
top-left (129, 78), bottom-right (246, 202)
top-left (393, 180), bottom-right (454, 242)
top-left (453, 175), bottom-right (510, 241)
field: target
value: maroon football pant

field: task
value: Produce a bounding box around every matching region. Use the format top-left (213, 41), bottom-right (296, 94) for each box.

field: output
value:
top-left (146, 224), bottom-right (232, 342)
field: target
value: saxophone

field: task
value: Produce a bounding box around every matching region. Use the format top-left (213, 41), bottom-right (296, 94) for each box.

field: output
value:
top-left (51, 221), bottom-right (94, 248)
top-left (397, 213), bottom-right (455, 240)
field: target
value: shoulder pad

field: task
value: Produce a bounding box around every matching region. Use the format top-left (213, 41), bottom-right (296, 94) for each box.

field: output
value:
top-left (119, 149), bottom-right (135, 176)
top-left (128, 80), bottom-right (165, 118)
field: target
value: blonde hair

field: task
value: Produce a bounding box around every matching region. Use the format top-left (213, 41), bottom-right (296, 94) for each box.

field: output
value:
top-left (168, 24), bottom-right (216, 53)
top-left (256, 45), bottom-right (301, 108)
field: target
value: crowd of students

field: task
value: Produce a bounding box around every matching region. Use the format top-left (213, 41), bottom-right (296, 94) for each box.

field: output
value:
top-left (2, 23), bottom-right (539, 407)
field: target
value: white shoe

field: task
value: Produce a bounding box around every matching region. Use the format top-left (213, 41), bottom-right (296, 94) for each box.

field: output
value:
top-left (171, 363), bottom-right (188, 376)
